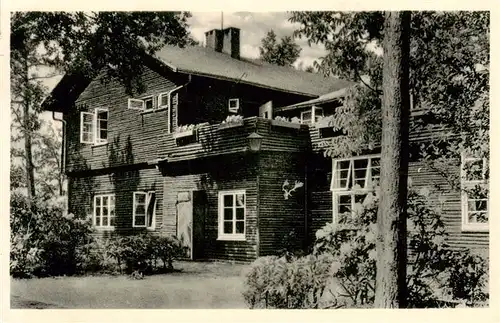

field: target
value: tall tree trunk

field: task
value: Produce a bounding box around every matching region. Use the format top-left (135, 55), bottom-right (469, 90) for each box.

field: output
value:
top-left (374, 11), bottom-right (411, 308)
top-left (23, 54), bottom-right (36, 203)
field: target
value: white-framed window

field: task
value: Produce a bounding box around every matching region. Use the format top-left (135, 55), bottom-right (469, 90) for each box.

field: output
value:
top-left (229, 98), bottom-right (240, 113)
top-left (93, 194), bottom-right (115, 229)
top-left (218, 190), bottom-right (246, 241)
top-left (461, 155), bottom-right (489, 231)
top-left (158, 90), bottom-right (180, 133)
top-left (330, 155), bottom-right (380, 225)
top-left (127, 96), bottom-right (155, 111)
top-left (80, 108), bottom-right (108, 145)
top-left (301, 106), bottom-right (323, 124)
top-left (133, 191), bottom-right (157, 229)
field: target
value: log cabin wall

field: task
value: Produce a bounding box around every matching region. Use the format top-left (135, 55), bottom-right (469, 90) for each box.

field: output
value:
top-left (306, 152), bottom-right (489, 253)
top-left (257, 151), bottom-right (307, 256)
top-left (67, 166), bottom-right (164, 237)
top-left (162, 154), bottom-right (259, 262)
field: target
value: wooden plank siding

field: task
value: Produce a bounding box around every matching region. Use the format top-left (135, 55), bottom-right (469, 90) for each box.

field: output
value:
top-left (162, 154), bottom-right (259, 262)
top-left (258, 151), bottom-right (307, 257)
top-left (306, 153), bottom-right (489, 251)
top-left (65, 66), bottom-right (185, 173)
top-left (157, 117), bottom-right (310, 163)
top-left (67, 166), bottom-right (164, 237)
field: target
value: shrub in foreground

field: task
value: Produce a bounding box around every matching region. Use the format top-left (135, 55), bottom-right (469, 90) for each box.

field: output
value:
top-left (243, 189), bottom-right (489, 308)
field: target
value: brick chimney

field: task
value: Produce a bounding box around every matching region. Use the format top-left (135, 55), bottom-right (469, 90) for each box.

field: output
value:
top-left (205, 27), bottom-right (240, 60)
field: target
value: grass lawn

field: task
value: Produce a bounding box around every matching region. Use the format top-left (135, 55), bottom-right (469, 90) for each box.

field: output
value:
top-left (10, 261), bottom-right (249, 309)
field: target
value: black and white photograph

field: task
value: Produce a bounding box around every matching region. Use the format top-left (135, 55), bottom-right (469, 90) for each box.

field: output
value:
top-left (5, 9), bottom-right (492, 314)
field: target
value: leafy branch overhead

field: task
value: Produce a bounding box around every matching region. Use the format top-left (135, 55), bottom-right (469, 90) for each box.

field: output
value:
top-left (259, 30), bottom-right (302, 67)
top-left (290, 11), bottom-right (489, 162)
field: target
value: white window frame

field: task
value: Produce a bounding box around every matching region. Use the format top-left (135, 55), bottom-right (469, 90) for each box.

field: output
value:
top-left (142, 96), bottom-right (155, 112)
top-left (93, 194), bottom-right (115, 230)
top-left (301, 106), bottom-right (324, 125)
top-left (218, 190), bottom-right (246, 241)
top-left (128, 98), bottom-right (145, 111)
top-left (461, 155), bottom-right (489, 232)
top-left (228, 98), bottom-right (240, 113)
top-left (95, 108), bottom-right (108, 145)
top-left (80, 108), bottom-right (108, 145)
top-left (330, 155), bottom-right (380, 225)
top-left (158, 86), bottom-right (183, 133)
top-left (80, 112), bottom-right (95, 144)
top-left (132, 191), bottom-right (157, 229)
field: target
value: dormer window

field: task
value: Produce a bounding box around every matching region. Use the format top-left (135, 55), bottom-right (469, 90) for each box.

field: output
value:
top-left (300, 106), bottom-right (323, 124)
top-left (229, 98), bottom-right (240, 113)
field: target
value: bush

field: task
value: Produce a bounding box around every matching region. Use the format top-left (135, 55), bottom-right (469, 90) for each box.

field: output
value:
top-left (10, 193), bottom-right (187, 277)
top-left (313, 188), bottom-right (489, 308)
top-left (94, 234), bottom-right (187, 275)
top-left (242, 254), bottom-right (334, 309)
top-left (10, 193), bottom-right (94, 278)
top-left (242, 188), bottom-right (489, 308)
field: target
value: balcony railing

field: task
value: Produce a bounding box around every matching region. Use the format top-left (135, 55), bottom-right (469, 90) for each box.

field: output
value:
top-left (157, 117), bottom-right (310, 163)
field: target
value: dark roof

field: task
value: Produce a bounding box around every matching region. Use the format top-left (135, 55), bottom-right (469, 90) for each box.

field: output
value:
top-left (276, 87), bottom-right (351, 112)
top-left (154, 45), bottom-right (354, 97)
top-left (44, 45), bottom-right (355, 111)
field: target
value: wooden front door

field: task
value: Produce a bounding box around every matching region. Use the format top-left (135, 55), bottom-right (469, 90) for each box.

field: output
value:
top-left (176, 190), bottom-right (206, 260)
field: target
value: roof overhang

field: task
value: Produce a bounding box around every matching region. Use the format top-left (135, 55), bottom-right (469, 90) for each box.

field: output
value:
top-left (275, 87), bottom-right (350, 112)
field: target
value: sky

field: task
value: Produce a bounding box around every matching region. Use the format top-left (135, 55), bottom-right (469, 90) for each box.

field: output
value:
top-left (187, 12), bottom-right (325, 68)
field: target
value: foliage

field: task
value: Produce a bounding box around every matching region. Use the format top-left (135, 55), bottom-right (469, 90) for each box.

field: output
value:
top-left (242, 254), bottom-right (334, 309)
top-left (10, 192), bottom-right (94, 278)
top-left (96, 234), bottom-right (187, 275)
top-left (313, 188), bottom-right (488, 308)
top-left (290, 10), bottom-right (489, 173)
top-left (259, 30), bottom-right (302, 67)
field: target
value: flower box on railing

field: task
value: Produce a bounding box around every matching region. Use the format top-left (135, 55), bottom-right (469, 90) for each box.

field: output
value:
top-left (270, 119), bottom-right (302, 129)
top-left (173, 129), bottom-right (196, 139)
top-left (218, 120), bottom-right (244, 130)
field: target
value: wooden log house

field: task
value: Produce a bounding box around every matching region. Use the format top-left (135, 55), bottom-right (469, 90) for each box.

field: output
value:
top-left (43, 27), bottom-right (488, 262)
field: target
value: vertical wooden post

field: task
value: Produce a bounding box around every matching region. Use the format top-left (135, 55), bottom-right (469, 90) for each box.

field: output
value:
top-left (374, 11), bottom-right (411, 308)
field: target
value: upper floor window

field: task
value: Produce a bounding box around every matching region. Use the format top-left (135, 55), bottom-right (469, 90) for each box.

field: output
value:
top-left (158, 91), bottom-right (179, 133)
top-left (133, 191), bottom-right (157, 229)
top-left (330, 155), bottom-right (380, 225)
top-left (301, 106), bottom-right (323, 124)
top-left (80, 108), bottom-right (108, 145)
top-left (94, 194), bottom-right (115, 229)
top-left (461, 155), bottom-right (489, 232)
top-left (228, 98), bottom-right (240, 114)
top-left (218, 190), bottom-right (246, 241)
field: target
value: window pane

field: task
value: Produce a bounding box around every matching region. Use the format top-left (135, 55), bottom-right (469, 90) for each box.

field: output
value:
top-left (475, 212), bottom-right (488, 223)
top-left (145, 99), bottom-right (154, 110)
top-left (236, 207), bottom-right (244, 220)
top-left (333, 160), bottom-right (351, 189)
top-left (95, 197), bottom-right (101, 207)
top-left (110, 216), bottom-right (115, 226)
top-left (129, 99), bottom-right (143, 109)
top-left (224, 221), bottom-right (233, 234)
top-left (110, 196), bottom-right (115, 205)
top-left (236, 193), bottom-right (245, 207)
top-left (97, 110), bottom-right (108, 120)
top-left (102, 216), bottom-right (108, 226)
top-left (102, 196), bottom-right (108, 206)
top-left (99, 130), bottom-right (107, 140)
top-left (223, 194), bottom-right (233, 207)
top-left (83, 113), bottom-right (94, 123)
top-left (224, 208), bottom-right (233, 220)
top-left (468, 199), bottom-right (488, 212)
top-left (136, 193), bottom-right (146, 204)
top-left (160, 94), bottom-right (169, 106)
top-left (136, 205), bottom-right (145, 216)
top-left (95, 207), bottom-right (101, 217)
top-left (135, 215), bottom-right (146, 226)
top-left (103, 206), bottom-right (108, 216)
top-left (338, 194), bottom-right (352, 214)
top-left (235, 221), bottom-right (245, 234)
